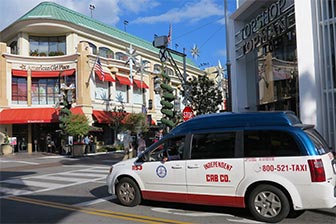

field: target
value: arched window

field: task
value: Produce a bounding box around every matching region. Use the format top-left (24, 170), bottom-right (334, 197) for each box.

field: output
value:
top-left (153, 64), bottom-right (161, 74)
top-left (99, 47), bottom-right (114, 59)
top-left (143, 60), bottom-right (151, 68)
top-left (166, 68), bottom-right (174, 77)
top-left (80, 41), bottom-right (97, 55)
top-left (115, 52), bottom-right (128, 61)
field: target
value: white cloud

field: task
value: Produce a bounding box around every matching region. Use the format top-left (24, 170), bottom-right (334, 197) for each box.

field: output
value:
top-left (133, 0), bottom-right (223, 24)
top-left (119, 0), bottom-right (160, 13)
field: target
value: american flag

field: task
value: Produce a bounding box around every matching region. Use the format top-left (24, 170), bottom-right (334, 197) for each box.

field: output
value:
top-left (94, 57), bottom-right (105, 81)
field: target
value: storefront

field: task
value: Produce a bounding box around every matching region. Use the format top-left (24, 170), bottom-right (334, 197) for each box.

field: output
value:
top-left (230, 0), bottom-right (336, 149)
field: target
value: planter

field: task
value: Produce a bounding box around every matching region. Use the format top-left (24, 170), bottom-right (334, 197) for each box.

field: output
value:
top-left (72, 144), bottom-right (85, 157)
top-left (1, 144), bottom-right (13, 155)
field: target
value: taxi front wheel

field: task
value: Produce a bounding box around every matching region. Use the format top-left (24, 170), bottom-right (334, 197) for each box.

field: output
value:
top-left (116, 177), bottom-right (141, 207)
top-left (248, 184), bottom-right (290, 223)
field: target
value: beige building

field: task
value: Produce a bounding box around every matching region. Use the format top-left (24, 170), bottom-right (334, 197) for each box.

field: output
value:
top-left (0, 2), bottom-right (202, 153)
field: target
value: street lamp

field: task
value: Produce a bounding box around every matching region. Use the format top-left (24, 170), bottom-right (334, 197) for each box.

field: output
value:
top-left (89, 4), bottom-right (95, 18)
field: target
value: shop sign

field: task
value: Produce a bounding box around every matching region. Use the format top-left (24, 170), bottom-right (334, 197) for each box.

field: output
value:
top-left (235, 0), bottom-right (295, 58)
top-left (19, 64), bottom-right (71, 71)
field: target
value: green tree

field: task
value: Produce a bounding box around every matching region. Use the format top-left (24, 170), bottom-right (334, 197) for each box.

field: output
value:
top-left (182, 75), bottom-right (223, 115)
top-left (123, 113), bottom-right (148, 133)
top-left (63, 114), bottom-right (90, 138)
top-left (109, 105), bottom-right (127, 144)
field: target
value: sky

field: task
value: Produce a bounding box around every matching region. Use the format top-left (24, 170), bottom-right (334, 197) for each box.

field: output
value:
top-left (0, 0), bottom-right (237, 69)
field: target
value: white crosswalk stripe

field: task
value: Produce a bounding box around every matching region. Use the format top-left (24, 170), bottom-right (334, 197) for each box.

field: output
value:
top-left (3, 179), bottom-right (64, 189)
top-left (0, 167), bottom-right (108, 198)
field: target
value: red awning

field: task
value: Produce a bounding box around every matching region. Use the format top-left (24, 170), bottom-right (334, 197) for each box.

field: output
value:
top-left (92, 110), bottom-right (128, 124)
top-left (116, 75), bottom-right (131, 86)
top-left (92, 110), bottom-right (113, 123)
top-left (0, 107), bottom-right (83, 124)
top-left (12, 69), bottom-right (75, 78)
top-left (95, 71), bottom-right (115, 82)
top-left (12, 70), bottom-right (27, 77)
top-left (133, 79), bottom-right (149, 89)
top-left (0, 108), bottom-right (59, 124)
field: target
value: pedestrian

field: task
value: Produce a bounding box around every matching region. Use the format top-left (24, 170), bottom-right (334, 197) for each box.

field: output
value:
top-left (158, 129), bottom-right (164, 140)
top-left (123, 130), bottom-right (132, 160)
top-left (89, 135), bottom-right (95, 153)
top-left (137, 133), bottom-right (146, 156)
top-left (83, 135), bottom-right (89, 154)
top-left (46, 134), bottom-right (52, 153)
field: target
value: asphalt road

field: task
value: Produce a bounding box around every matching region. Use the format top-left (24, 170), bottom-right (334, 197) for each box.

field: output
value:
top-left (0, 152), bottom-right (335, 224)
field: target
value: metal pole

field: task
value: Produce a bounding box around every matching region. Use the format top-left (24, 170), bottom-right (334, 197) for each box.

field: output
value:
top-left (224, 0), bottom-right (232, 112)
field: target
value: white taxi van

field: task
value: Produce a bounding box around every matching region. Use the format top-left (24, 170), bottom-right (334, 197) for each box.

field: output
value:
top-left (106, 111), bottom-right (336, 223)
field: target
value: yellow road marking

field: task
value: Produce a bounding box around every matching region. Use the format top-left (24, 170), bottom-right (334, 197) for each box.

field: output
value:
top-left (7, 196), bottom-right (193, 224)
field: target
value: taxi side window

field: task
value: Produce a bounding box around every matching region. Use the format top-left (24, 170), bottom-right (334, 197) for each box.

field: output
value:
top-left (148, 136), bottom-right (185, 162)
top-left (244, 130), bottom-right (301, 157)
top-left (191, 132), bottom-right (236, 159)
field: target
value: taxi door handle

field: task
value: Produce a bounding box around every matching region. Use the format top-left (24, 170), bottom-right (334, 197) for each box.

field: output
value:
top-left (171, 165), bottom-right (182, 169)
top-left (187, 165), bottom-right (200, 169)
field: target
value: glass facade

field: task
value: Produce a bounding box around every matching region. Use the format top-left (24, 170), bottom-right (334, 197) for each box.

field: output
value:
top-left (257, 28), bottom-right (299, 115)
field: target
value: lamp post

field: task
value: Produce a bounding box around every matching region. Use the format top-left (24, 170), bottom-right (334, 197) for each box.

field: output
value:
top-left (89, 4), bottom-right (95, 18)
top-left (124, 20), bottom-right (129, 32)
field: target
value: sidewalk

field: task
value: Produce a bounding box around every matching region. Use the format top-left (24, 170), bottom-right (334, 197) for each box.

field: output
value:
top-left (0, 151), bottom-right (118, 160)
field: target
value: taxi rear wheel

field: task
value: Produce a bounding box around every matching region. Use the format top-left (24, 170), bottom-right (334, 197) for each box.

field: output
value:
top-left (116, 177), bottom-right (141, 207)
top-left (248, 184), bottom-right (290, 223)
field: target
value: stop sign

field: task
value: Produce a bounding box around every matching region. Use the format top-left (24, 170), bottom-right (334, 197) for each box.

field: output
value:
top-left (182, 106), bottom-right (194, 121)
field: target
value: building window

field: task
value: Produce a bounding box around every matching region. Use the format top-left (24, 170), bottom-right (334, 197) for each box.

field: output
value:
top-left (116, 82), bottom-right (128, 103)
top-left (31, 78), bottom-right (59, 105)
top-left (115, 52), bottom-right (128, 61)
top-left (29, 36), bottom-right (66, 56)
top-left (12, 77), bottom-right (27, 104)
top-left (166, 68), bottom-right (174, 77)
top-left (99, 47), bottom-right (114, 59)
top-left (154, 64), bottom-right (161, 74)
top-left (133, 85), bottom-right (142, 104)
top-left (95, 78), bottom-right (110, 100)
top-left (10, 41), bottom-right (18, 55)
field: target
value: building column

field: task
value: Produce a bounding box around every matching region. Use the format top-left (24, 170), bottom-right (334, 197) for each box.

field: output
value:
top-left (27, 124), bottom-right (32, 154)
top-left (0, 43), bottom-right (8, 107)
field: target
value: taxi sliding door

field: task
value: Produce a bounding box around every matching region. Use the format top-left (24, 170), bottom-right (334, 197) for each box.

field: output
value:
top-left (186, 132), bottom-right (245, 207)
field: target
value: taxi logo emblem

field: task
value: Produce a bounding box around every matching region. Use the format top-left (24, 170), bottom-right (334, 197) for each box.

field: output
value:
top-left (156, 165), bottom-right (167, 178)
